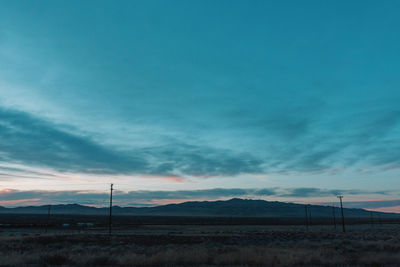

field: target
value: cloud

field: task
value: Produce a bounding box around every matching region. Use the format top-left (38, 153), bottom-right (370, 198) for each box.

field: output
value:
top-left (0, 187), bottom-right (392, 207)
top-left (0, 106), bottom-right (265, 177)
top-left (0, 107), bottom-right (149, 174)
top-left (225, 104), bottom-right (318, 140)
top-left (281, 188), bottom-right (388, 197)
top-left (341, 199), bottom-right (400, 209)
top-left (1, 0), bottom-right (400, 184)
top-left (0, 104), bottom-right (399, 179)
top-left (123, 188), bottom-right (277, 201)
top-left (0, 188), bottom-right (278, 206)
top-left (141, 143), bottom-right (264, 176)
top-left (216, 101), bottom-right (400, 174)
top-left (263, 109), bottom-right (400, 173)
top-left (0, 198), bottom-right (41, 205)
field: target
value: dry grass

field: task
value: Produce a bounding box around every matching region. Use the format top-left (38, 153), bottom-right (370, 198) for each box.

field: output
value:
top-left (0, 245), bottom-right (348, 266)
top-left (1, 226), bottom-right (400, 266)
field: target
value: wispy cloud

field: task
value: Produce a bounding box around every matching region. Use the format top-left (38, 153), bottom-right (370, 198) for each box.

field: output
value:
top-left (1, 105), bottom-right (400, 180)
top-left (1, 0), bottom-right (400, 210)
top-left (0, 107), bottom-right (148, 174)
top-left (0, 107), bottom-right (264, 177)
top-left (281, 188), bottom-right (389, 198)
top-left (0, 187), bottom-right (393, 208)
top-left (339, 199), bottom-right (400, 209)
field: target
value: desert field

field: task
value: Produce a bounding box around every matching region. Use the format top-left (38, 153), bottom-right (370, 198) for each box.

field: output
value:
top-left (1, 219), bottom-right (400, 266)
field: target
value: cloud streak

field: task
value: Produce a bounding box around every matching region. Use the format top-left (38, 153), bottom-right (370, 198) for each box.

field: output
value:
top-left (0, 187), bottom-right (393, 208)
top-left (0, 107), bottom-right (148, 174)
top-left (0, 107), bottom-right (265, 177)
top-left (1, 105), bottom-right (400, 181)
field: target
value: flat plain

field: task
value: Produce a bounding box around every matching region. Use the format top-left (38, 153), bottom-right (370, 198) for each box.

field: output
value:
top-left (1, 219), bottom-right (400, 266)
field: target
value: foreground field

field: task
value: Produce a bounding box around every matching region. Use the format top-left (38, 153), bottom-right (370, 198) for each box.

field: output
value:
top-left (1, 224), bottom-right (400, 266)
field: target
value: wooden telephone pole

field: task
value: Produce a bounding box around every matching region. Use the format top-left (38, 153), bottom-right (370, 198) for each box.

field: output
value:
top-left (337, 196), bottom-right (345, 233)
top-left (332, 205), bottom-right (337, 230)
top-left (109, 183), bottom-right (114, 236)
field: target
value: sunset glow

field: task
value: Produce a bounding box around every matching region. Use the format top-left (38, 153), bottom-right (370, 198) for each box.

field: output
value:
top-left (0, 0), bottom-right (399, 212)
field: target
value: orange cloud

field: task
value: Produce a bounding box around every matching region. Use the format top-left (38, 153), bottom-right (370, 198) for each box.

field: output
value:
top-left (133, 174), bottom-right (188, 183)
top-left (157, 176), bottom-right (186, 183)
top-left (0, 189), bottom-right (15, 195)
top-left (0, 198), bottom-right (41, 205)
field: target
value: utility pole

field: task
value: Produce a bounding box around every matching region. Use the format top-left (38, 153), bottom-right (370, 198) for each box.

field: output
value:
top-left (45, 204), bottom-right (51, 233)
top-left (332, 205), bottom-right (336, 230)
top-left (109, 183), bottom-right (114, 236)
top-left (337, 196), bottom-right (345, 233)
top-left (304, 205), bottom-right (309, 231)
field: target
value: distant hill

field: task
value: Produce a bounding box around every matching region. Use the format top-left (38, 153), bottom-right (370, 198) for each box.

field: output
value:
top-left (0, 198), bottom-right (398, 218)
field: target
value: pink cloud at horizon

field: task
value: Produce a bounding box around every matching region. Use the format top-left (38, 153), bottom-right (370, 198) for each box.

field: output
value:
top-left (365, 206), bottom-right (400, 213)
top-left (0, 198), bottom-right (41, 205)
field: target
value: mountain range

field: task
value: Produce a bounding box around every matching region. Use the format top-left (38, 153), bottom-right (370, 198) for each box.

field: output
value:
top-left (0, 198), bottom-right (398, 218)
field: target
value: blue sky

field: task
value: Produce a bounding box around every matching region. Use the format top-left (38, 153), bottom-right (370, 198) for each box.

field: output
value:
top-left (0, 1), bottom-right (399, 211)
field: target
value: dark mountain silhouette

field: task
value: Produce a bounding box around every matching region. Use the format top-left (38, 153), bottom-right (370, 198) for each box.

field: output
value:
top-left (0, 198), bottom-right (398, 218)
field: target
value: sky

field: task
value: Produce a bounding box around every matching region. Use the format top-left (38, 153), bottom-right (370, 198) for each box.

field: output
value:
top-left (0, 0), bottom-right (399, 212)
